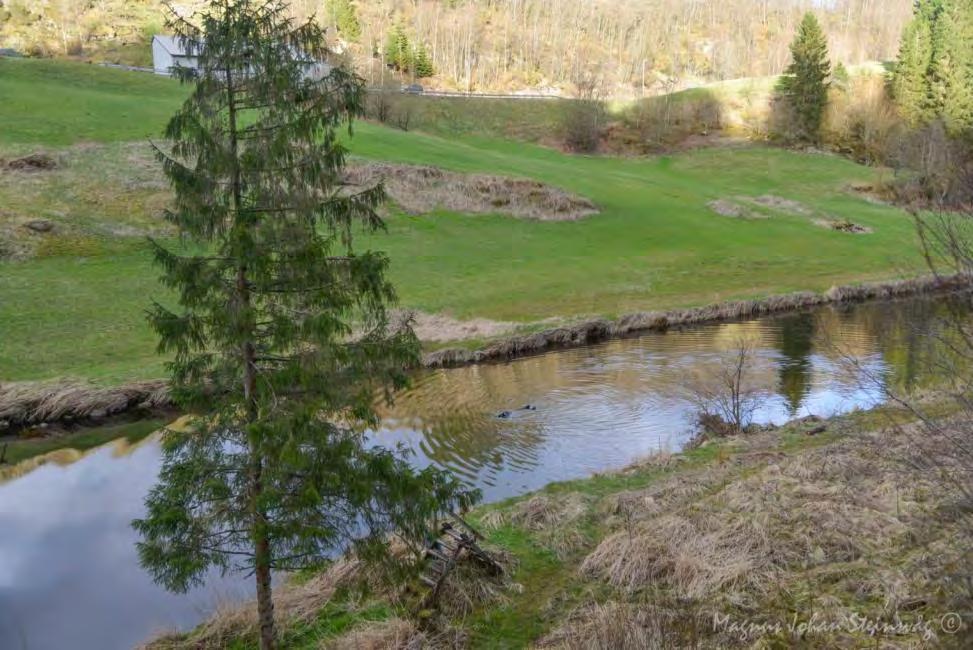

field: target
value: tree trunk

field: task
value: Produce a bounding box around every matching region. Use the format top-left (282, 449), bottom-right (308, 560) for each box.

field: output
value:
top-left (253, 458), bottom-right (277, 650)
top-left (225, 49), bottom-right (277, 650)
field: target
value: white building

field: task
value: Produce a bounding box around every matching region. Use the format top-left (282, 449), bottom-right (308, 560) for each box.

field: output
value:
top-left (151, 35), bottom-right (199, 76)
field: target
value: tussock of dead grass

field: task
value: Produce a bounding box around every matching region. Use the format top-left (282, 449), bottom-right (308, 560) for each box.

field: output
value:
top-left (508, 492), bottom-right (591, 558)
top-left (509, 493), bottom-right (588, 531)
top-left (537, 601), bottom-right (697, 649)
top-left (343, 162), bottom-right (598, 222)
top-left (0, 379), bottom-right (170, 429)
top-left (325, 618), bottom-right (470, 650)
top-left (581, 423), bottom-right (953, 616)
top-left (323, 617), bottom-right (427, 650)
top-left (579, 514), bottom-right (775, 598)
top-left (435, 548), bottom-right (516, 620)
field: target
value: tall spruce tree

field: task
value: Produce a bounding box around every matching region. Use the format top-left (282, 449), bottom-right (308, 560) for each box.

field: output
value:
top-left (777, 12), bottom-right (831, 142)
top-left (325, 0), bottom-right (360, 41)
top-left (383, 23), bottom-right (411, 72)
top-left (928, 1), bottom-right (973, 133)
top-left (891, 13), bottom-right (934, 124)
top-left (133, 2), bottom-right (475, 649)
top-left (413, 42), bottom-right (434, 78)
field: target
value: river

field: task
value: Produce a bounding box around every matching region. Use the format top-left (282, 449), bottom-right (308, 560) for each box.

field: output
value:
top-left (0, 295), bottom-right (957, 649)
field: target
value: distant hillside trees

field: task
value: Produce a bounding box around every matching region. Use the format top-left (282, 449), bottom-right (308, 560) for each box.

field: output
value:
top-left (891, 0), bottom-right (973, 133)
top-left (777, 12), bottom-right (832, 142)
top-left (324, 0), bottom-right (361, 41)
top-left (383, 22), bottom-right (411, 72)
top-left (382, 23), bottom-right (433, 79)
top-left (0, 1), bottom-right (914, 93)
top-left (891, 13), bottom-right (935, 124)
top-left (413, 42), bottom-right (434, 78)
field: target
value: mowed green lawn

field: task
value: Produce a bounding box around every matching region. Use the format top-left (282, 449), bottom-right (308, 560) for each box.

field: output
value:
top-left (0, 58), bottom-right (922, 384)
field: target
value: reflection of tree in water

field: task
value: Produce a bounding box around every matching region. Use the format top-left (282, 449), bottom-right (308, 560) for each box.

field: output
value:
top-left (875, 297), bottom-right (966, 394)
top-left (775, 313), bottom-right (816, 415)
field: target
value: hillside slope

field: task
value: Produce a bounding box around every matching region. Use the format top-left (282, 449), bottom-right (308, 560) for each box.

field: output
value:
top-left (0, 59), bottom-right (922, 384)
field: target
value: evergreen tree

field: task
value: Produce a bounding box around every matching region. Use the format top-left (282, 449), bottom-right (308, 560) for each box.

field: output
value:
top-left (325, 0), bottom-right (361, 41)
top-left (777, 12), bottom-right (831, 142)
top-left (383, 23), bottom-right (411, 72)
top-left (413, 42), bottom-right (434, 78)
top-left (133, 2), bottom-right (475, 649)
top-left (916, 0), bottom-right (946, 23)
top-left (928, 1), bottom-right (973, 133)
top-left (891, 14), bottom-right (934, 125)
top-left (832, 61), bottom-right (850, 93)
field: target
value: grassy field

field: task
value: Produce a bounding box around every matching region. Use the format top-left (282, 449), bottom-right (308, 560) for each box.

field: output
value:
top-left (0, 58), bottom-right (923, 384)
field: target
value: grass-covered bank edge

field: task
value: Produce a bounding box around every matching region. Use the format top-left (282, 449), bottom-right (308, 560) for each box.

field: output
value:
top-left (145, 402), bottom-right (971, 649)
top-left (418, 273), bottom-right (972, 366)
top-left (3, 273), bottom-right (969, 432)
top-left (0, 416), bottom-right (168, 466)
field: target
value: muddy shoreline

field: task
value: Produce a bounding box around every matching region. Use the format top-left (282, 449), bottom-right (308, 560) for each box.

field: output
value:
top-left (2, 273), bottom-right (968, 433)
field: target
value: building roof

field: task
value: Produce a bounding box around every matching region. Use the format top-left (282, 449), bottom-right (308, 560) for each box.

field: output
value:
top-left (152, 35), bottom-right (198, 57)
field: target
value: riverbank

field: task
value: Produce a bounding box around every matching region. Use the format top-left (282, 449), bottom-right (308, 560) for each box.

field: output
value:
top-left (145, 405), bottom-right (972, 648)
top-left (2, 273), bottom-right (968, 435)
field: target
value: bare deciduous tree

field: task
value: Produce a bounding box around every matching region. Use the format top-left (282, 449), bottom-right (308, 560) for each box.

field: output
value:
top-left (684, 337), bottom-right (768, 436)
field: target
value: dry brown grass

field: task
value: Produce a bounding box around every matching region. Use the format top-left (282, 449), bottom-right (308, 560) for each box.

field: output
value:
top-left (4, 152), bottom-right (58, 171)
top-left (145, 557), bottom-right (365, 649)
top-left (813, 218), bottom-right (873, 234)
top-left (579, 421), bottom-right (962, 628)
top-left (537, 601), bottom-right (699, 649)
top-left (434, 548), bottom-right (516, 620)
top-left (706, 198), bottom-right (763, 219)
top-left (343, 162), bottom-right (598, 222)
top-left (325, 618), bottom-right (471, 650)
top-left (323, 617), bottom-right (428, 650)
top-left (395, 310), bottom-right (517, 343)
top-left (748, 194), bottom-right (812, 215)
top-left (507, 493), bottom-right (591, 558)
top-left (579, 514), bottom-right (775, 598)
top-left (0, 379), bottom-right (170, 429)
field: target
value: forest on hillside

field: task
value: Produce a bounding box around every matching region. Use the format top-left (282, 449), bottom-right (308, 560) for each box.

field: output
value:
top-left (1, 0), bottom-right (912, 94)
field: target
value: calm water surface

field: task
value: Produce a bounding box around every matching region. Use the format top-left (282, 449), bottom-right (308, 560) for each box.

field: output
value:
top-left (0, 296), bottom-right (958, 649)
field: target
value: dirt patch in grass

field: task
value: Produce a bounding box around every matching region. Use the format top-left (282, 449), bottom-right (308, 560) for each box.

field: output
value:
top-left (748, 194), bottom-right (812, 215)
top-left (706, 198), bottom-right (765, 219)
top-left (344, 162), bottom-right (599, 222)
top-left (4, 152), bottom-right (58, 171)
top-left (814, 217), bottom-right (873, 234)
top-left (397, 310), bottom-right (518, 343)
